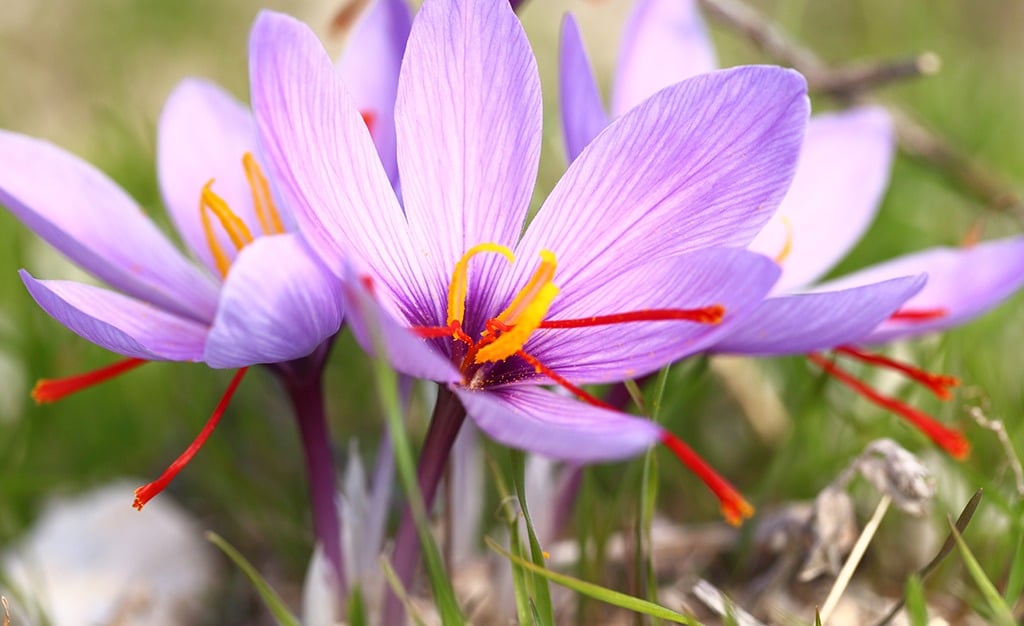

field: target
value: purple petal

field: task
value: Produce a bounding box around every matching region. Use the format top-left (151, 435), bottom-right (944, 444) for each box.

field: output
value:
top-left (397, 0), bottom-right (542, 323)
top-left (611, 0), bottom-right (718, 117)
top-left (495, 66), bottom-right (807, 314)
top-left (157, 78), bottom-right (282, 277)
top-left (20, 271), bottom-right (208, 361)
top-left (559, 13), bottom-right (610, 163)
top-left (509, 248), bottom-right (779, 385)
top-left (816, 236), bottom-right (1024, 343)
top-left (203, 234), bottom-right (344, 368)
top-left (748, 107), bottom-right (894, 292)
top-left (0, 130), bottom-right (219, 322)
top-left (337, 0), bottom-right (412, 186)
top-left (711, 275), bottom-right (925, 355)
top-left (250, 11), bottom-right (434, 323)
top-left (453, 386), bottom-right (661, 462)
top-left (340, 266), bottom-right (462, 383)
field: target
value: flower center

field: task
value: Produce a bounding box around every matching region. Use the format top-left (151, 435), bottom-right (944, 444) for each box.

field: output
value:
top-left (200, 152), bottom-right (285, 277)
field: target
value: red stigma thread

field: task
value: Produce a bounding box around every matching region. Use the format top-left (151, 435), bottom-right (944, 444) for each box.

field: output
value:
top-left (360, 111), bottom-right (377, 137)
top-left (538, 306), bottom-right (724, 329)
top-left (661, 432), bottom-right (754, 526)
top-left (133, 367), bottom-right (249, 510)
top-left (889, 308), bottom-right (948, 323)
top-left (836, 346), bottom-right (959, 400)
top-left (32, 358), bottom-right (148, 403)
top-left (808, 353), bottom-right (970, 459)
top-left (516, 350), bottom-right (614, 410)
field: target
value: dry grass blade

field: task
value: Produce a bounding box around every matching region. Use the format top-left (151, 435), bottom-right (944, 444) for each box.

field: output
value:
top-left (872, 488), bottom-right (984, 626)
top-left (2, 596), bottom-right (8, 626)
top-left (819, 494), bottom-right (892, 623)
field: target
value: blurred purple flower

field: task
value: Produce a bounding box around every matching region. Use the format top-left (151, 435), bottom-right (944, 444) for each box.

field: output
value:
top-left (250, 0), bottom-right (814, 525)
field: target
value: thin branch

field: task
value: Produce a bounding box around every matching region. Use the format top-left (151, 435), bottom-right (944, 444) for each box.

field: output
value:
top-left (966, 405), bottom-right (1024, 497)
top-left (697, 0), bottom-right (1023, 219)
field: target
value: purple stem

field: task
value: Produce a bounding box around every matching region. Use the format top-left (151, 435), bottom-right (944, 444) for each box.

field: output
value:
top-left (382, 385), bottom-right (467, 625)
top-left (272, 343), bottom-right (346, 600)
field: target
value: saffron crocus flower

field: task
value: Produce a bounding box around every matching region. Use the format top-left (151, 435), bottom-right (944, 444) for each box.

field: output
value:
top-left (0, 0), bottom-right (412, 596)
top-left (564, 0), bottom-right (1024, 458)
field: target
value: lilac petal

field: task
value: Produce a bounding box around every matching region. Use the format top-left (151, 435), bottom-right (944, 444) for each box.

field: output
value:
top-left (339, 265), bottom-right (461, 383)
top-left (749, 107), bottom-right (894, 293)
top-left (203, 234), bottom-right (343, 368)
top-left (0, 130), bottom-right (219, 322)
top-left (514, 248), bottom-right (779, 385)
top-left (816, 236), bottom-right (1024, 343)
top-left (250, 11), bottom-right (433, 323)
top-left (498, 67), bottom-right (807, 315)
top-left (453, 386), bottom-right (661, 462)
top-left (397, 0), bottom-right (542, 319)
top-left (337, 0), bottom-right (412, 186)
top-left (559, 13), bottom-right (610, 163)
top-left (20, 271), bottom-right (208, 361)
top-left (157, 78), bottom-right (280, 277)
top-left (611, 0), bottom-right (718, 117)
top-left (711, 275), bottom-right (925, 355)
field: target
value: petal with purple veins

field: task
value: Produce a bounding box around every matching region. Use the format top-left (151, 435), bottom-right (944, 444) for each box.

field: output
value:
top-left (711, 275), bottom-right (925, 355)
top-left (20, 271), bottom-right (208, 361)
top-left (453, 385), bottom-right (662, 462)
top-left (203, 234), bottom-right (344, 368)
top-left (0, 130), bottom-right (219, 322)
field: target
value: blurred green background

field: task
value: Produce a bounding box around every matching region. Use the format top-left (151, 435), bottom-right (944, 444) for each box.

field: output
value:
top-left (1, 0), bottom-right (1023, 621)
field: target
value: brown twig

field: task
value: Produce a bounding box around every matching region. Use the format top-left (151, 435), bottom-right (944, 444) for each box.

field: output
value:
top-left (697, 0), bottom-right (1023, 219)
top-left (966, 405), bottom-right (1024, 497)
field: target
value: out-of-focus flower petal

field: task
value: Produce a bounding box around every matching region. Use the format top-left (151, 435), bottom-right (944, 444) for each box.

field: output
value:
top-left (612, 0), bottom-right (717, 117)
top-left (250, 11), bottom-right (433, 323)
top-left (559, 13), bottom-right (609, 163)
top-left (340, 268), bottom-right (462, 383)
top-left (816, 236), bottom-right (1024, 343)
top-left (712, 275), bottom-right (925, 355)
top-left (0, 130), bottom-right (219, 322)
top-left (337, 0), bottom-right (412, 186)
top-left (203, 234), bottom-right (343, 368)
top-left (398, 0), bottom-right (542, 325)
top-left (494, 66), bottom-right (807, 314)
top-left (453, 385), bottom-right (662, 462)
top-left (749, 107), bottom-right (894, 292)
top-left (157, 78), bottom-right (276, 277)
top-left (19, 271), bottom-right (208, 361)
top-left (513, 248), bottom-right (779, 384)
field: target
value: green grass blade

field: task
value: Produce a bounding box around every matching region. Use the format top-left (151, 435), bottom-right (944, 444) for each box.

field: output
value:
top-left (511, 450), bottom-right (555, 626)
top-left (206, 531), bottom-right (299, 626)
top-left (947, 518), bottom-right (1017, 626)
top-left (486, 537), bottom-right (703, 625)
top-left (378, 556), bottom-right (428, 626)
top-left (1002, 523), bottom-right (1024, 607)
top-left (903, 574), bottom-right (928, 626)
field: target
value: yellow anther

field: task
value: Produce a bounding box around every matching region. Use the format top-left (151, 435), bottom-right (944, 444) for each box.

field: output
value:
top-left (773, 215), bottom-right (793, 264)
top-left (495, 250), bottom-right (557, 325)
top-left (242, 152), bottom-right (285, 236)
top-left (476, 250), bottom-right (560, 363)
top-left (447, 243), bottom-right (515, 325)
top-left (200, 180), bottom-right (255, 277)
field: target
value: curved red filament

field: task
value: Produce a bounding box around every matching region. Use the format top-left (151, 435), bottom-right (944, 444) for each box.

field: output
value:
top-left (538, 306), bottom-right (724, 329)
top-left (661, 432), bottom-right (754, 526)
top-left (808, 353), bottom-right (970, 459)
top-left (32, 358), bottom-right (148, 404)
top-left (516, 350), bottom-right (613, 410)
top-left (889, 308), bottom-right (948, 323)
top-left (133, 367), bottom-right (249, 510)
top-left (836, 346), bottom-right (959, 400)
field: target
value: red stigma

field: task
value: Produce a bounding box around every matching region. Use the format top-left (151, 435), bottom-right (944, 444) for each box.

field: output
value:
top-left (538, 306), bottom-right (724, 329)
top-left (808, 353), bottom-right (970, 459)
top-left (133, 367), bottom-right (249, 510)
top-left (32, 358), bottom-right (148, 403)
top-left (360, 110), bottom-right (377, 137)
top-left (836, 346), bottom-right (959, 400)
top-left (889, 308), bottom-right (949, 323)
top-left (660, 432), bottom-right (754, 525)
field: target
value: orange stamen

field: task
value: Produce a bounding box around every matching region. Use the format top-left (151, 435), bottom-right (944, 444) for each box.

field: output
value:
top-left (494, 251), bottom-right (557, 326)
top-left (200, 180), bottom-right (256, 277)
top-left (538, 306), bottom-right (724, 329)
top-left (889, 308), bottom-right (948, 322)
top-left (836, 345), bottom-right (959, 400)
top-left (773, 215), bottom-right (794, 264)
top-left (516, 350), bottom-right (614, 410)
top-left (660, 431), bottom-right (754, 526)
top-left (133, 368), bottom-right (248, 510)
top-left (31, 358), bottom-right (148, 404)
top-left (242, 153), bottom-right (285, 236)
top-left (808, 353), bottom-right (970, 459)
top-left (446, 244), bottom-right (515, 326)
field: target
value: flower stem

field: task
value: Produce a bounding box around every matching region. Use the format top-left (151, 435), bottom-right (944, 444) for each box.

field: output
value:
top-left (383, 386), bottom-right (467, 625)
top-left (273, 344), bottom-right (346, 600)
